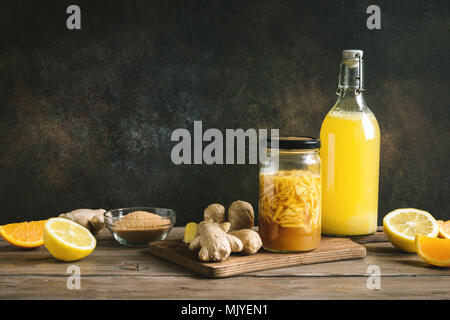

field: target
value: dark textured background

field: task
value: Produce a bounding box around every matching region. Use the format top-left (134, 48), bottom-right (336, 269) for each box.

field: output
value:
top-left (0, 0), bottom-right (449, 226)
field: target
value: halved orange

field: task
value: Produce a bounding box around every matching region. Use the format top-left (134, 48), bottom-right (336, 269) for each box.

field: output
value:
top-left (437, 220), bottom-right (450, 239)
top-left (0, 220), bottom-right (47, 249)
top-left (415, 235), bottom-right (450, 267)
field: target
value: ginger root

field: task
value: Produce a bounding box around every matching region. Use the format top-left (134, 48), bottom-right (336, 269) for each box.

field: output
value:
top-left (229, 229), bottom-right (262, 255)
top-left (183, 222), bottom-right (198, 243)
top-left (189, 221), bottom-right (243, 262)
top-left (203, 204), bottom-right (225, 223)
top-left (59, 209), bottom-right (106, 235)
top-left (228, 200), bottom-right (254, 231)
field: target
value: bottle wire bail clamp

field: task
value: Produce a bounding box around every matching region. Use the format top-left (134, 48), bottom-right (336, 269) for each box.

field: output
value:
top-left (356, 52), bottom-right (365, 95)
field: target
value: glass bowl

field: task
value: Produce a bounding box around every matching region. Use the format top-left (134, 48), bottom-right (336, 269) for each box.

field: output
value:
top-left (104, 207), bottom-right (176, 247)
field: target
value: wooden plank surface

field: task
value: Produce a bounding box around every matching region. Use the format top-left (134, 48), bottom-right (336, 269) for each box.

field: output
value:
top-left (1, 275), bottom-right (449, 300)
top-left (148, 237), bottom-right (366, 278)
top-left (351, 226), bottom-right (388, 244)
top-left (0, 227), bottom-right (448, 299)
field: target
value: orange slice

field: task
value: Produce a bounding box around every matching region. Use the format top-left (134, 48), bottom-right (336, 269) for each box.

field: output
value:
top-left (415, 235), bottom-right (450, 267)
top-left (437, 220), bottom-right (450, 239)
top-left (0, 220), bottom-right (47, 249)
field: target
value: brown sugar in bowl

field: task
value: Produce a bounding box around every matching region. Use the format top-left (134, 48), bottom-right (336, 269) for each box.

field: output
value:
top-left (104, 207), bottom-right (176, 247)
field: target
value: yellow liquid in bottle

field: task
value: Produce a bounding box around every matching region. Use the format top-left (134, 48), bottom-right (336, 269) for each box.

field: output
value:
top-left (320, 110), bottom-right (380, 236)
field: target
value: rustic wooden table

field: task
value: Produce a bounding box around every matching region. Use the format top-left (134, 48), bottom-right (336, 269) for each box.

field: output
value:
top-left (0, 227), bottom-right (448, 299)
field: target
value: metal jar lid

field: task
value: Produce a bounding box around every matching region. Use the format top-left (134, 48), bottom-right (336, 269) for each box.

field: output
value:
top-left (266, 136), bottom-right (320, 150)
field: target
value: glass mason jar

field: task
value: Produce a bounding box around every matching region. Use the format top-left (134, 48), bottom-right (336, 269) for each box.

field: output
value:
top-left (259, 137), bottom-right (321, 252)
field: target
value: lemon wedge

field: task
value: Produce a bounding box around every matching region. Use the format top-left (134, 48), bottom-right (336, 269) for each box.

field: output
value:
top-left (43, 218), bottom-right (96, 261)
top-left (383, 208), bottom-right (438, 253)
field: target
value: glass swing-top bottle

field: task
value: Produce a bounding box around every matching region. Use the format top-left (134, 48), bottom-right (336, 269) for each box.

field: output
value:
top-left (320, 50), bottom-right (380, 236)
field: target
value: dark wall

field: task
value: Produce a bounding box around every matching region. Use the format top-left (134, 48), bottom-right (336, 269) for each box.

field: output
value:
top-left (0, 0), bottom-right (449, 225)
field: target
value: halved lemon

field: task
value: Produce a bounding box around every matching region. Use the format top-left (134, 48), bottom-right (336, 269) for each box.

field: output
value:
top-left (416, 235), bottom-right (450, 267)
top-left (383, 208), bottom-right (438, 253)
top-left (43, 218), bottom-right (96, 261)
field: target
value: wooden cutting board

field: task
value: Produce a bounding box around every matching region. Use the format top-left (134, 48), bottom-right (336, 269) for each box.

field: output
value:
top-left (148, 236), bottom-right (366, 278)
